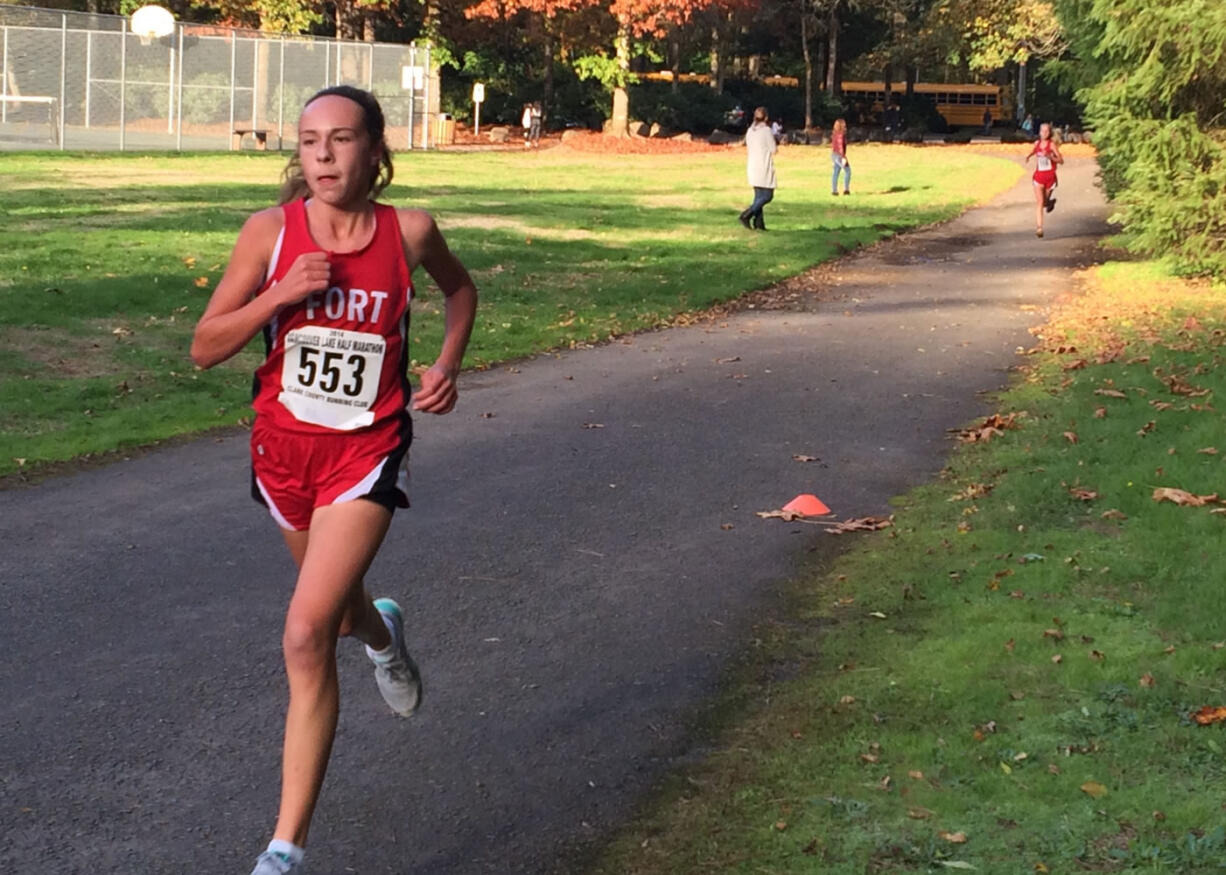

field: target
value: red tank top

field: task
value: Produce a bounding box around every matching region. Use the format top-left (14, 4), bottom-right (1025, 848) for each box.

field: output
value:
top-left (252, 198), bottom-right (413, 434)
top-left (1034, 139), bottom-right (1056, 173)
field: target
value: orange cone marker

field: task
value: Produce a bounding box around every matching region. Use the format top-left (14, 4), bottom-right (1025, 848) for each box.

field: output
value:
top-left (781, 494), bottom-right (831, 516)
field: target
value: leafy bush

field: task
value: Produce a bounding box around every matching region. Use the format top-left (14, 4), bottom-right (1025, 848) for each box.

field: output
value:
top-left (626, 81), bottom-right (736, 133)
top-left (1060, 0), bottom-right (1226, 277)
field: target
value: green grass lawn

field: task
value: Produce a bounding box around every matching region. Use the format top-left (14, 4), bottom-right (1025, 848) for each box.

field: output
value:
top-left (0, 145), bottom-right (1019, 476)
top-left (589, 261), bottom-right (1226, 873)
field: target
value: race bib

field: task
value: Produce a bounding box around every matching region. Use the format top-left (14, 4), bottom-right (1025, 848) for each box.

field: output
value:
top-left (278, 326), bottom-right (384, 430)
top-left (1037, 155), bottom-right (1052, 171)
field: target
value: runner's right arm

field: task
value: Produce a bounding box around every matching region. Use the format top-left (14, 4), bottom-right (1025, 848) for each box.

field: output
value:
top-left (191, 209), bottom-right (330, 369)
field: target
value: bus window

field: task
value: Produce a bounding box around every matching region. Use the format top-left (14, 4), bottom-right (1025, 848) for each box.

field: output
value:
top-left (959, 94), bottom-right (973, 104)
top-left (987, 94), bottom-right (997, 105)
top-left (973, 93), bottom-right (986, 104)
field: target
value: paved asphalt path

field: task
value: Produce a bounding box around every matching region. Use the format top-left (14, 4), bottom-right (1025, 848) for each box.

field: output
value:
top-left (1, 157), bottom-right (1108, 875)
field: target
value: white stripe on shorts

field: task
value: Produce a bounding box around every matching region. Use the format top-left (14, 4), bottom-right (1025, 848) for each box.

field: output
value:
top-left (332, 455), bottom-right (389, 506)
top-left (254, 474), bottom-right (297, 531)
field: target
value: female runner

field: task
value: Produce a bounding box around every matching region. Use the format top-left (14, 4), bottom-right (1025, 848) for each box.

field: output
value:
top-left (1026, 121), bottom-right (1064, 238)
top-left (191, 85), bottom-right (478, 874)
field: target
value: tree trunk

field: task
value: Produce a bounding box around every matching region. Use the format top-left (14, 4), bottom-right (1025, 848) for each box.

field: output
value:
top-left (670, 32), bottom-right (681, 95)
top-left (801, 7), bottom-right (813, 128)
top-left (543, 22), bottom-right (555, 122)
top-left (608, 20), bottom-right (631, 138)
top-left (905, 65), bottom-right (917, 97)
top-left (363, 12), bottom-right (375, 43)
top-left (825, 4), bottom-right (839, 95)
top-left (709, 22), bottom-right (722, 91)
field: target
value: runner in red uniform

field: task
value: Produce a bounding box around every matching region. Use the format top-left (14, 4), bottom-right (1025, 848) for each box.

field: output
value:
top-left (191, 85), bottom-right (477, 875)
top-left (1026, 121), bottom-right (1064, 238)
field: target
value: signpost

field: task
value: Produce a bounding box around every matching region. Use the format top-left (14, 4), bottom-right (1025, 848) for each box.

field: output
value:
top-left (472, 82), bottom-right (485, 137)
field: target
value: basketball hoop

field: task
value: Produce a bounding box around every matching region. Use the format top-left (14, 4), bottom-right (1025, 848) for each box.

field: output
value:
top-left (131, 4), bottom-right (175, 46)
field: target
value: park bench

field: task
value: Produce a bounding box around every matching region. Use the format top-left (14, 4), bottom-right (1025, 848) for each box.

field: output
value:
top-left (232, 127), bottom-right (271, 151)
top-left (0, 95), bottom-right (59, 144)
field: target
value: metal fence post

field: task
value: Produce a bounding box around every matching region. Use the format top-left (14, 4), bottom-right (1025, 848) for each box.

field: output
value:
top-left (421, 43), bottom-right (429, 150)
top-left (277, 37), bottom-right (285, 150)
top-left (167, 31), bottom-right (175, 133)
top-left (59, 14), bottom-right (67, 149)
top-left (228, 30), bottom-right (236, 149)
top-left (175, 24), bottom-right (183, 150)
top-left (84, 29), bottom-right (91, 128)
top-left (1, 27), bottom-right (7, 124)
top-left (409, 44), bottom-right (419, 152)
top-left (251, 36), bottom-right (258, 133)
top-left (324, 38), bottom-right (330, 87)
top-left (119, 19), bottom-right (127, 150)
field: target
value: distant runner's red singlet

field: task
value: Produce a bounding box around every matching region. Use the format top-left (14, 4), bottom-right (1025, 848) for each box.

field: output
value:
top-left (252, 198), bottom-right (413, 434)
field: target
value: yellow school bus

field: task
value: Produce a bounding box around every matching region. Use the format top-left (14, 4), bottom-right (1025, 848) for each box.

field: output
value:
top-left (841, 81), bottom-right (1008, 126)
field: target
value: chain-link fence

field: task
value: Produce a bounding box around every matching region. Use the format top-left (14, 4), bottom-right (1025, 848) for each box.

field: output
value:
top-left (0, 5), bottom-right (440, 151)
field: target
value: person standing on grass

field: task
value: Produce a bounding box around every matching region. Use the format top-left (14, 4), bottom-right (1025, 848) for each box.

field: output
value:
top-left (1025, 121), bottom-right (1064, 238)
top-left (529, 101), bottom-right (543, 147)
top-left (521, 102), bottom-right (533, 147)
top-left (831, 118), bottom-right (851, 196)
top-left (190, 84), bottom-right (477, 875)
top-left (738, 106), bottom-right (777, 231)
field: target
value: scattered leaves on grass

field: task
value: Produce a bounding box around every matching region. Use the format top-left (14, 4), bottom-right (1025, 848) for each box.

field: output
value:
top-left (908, 770), bottom-right (925, 780)
top-left (1068, 486), bottom-right (1097, 501)
top-left (1152, 487), bottom-right (1219, 506)
top-left (1136, 420), bottom-right (1156, 436)
top-left (1198, 447), bottom-right (1219, 455)
top-left (1080, 781), bottom-right (1108, 799)
top-left (1139, 672), bottom-right (1156, 688)
top-left (949, 482), bottom-right (992, 501)
top-left (1100, 509), bottom-right (1127, 520)
top-left (838, 695), bottom-right (856, 706)
top-left (1093, 406), bottom-right (1107, 418)
top-left (1063, 431), bottom-right (1079, 444)
top-left (1161, 373), bottom-right (1211, 397)
top-left (860, 753), bottom-right (880, 764)
top-left (1051, 654), bottom-right (1063, 665)
top-left (193, 276), bottom-right (210, 288)
top-left (1192, 706), bottom-right (1226, 726)
top-left (1043, 628), bottom-right (1065, 641)
top-left (1063, 358), bottom-right (1087, 371)
top-left (951, 412), bottom-right (1022, 444)
top-left (938, 830), bottom-right (968, 844)
top-left (1094, 388), bottom-right (1127, 398)
top-left (774, 821), bottom-right (788, 831)
top-left (182, 256), bottom-right (196, 268)
top-left (907, 807), bottom-right (933, 819)
top-left (1090, 650), bottom-right (1106, 661)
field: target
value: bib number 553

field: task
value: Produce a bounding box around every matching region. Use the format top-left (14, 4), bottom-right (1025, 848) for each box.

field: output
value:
top-left (296, 347), bottom-right (366, 396)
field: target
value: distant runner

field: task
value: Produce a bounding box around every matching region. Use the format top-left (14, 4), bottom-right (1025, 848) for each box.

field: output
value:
top-left (191, 85), bottom-right (477, 875)
top-left (1026, 121), bottom-right (1064, 238)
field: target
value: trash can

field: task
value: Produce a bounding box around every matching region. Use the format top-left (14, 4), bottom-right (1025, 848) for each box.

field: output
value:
top-left (434, 113), bottom-right (456, 146)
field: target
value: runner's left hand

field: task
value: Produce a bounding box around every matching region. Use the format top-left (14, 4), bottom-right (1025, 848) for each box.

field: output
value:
top-left (412, 363), bottom-right (458, 414)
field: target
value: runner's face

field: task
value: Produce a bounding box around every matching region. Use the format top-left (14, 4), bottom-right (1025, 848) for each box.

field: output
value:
top-left (298, 95), bottom-right (380, 205)
top-left (1039, 123), bottom-right (1051, 141)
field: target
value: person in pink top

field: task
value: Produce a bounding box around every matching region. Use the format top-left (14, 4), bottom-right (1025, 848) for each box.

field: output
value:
top-left (831, 118), bottom-right (851, 195)
top-left (191, 85), bottom-right (478, 875)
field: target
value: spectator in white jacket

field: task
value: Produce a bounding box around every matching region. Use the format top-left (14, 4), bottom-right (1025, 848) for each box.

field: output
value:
top-left (739, 107), bottom-right (777, 231)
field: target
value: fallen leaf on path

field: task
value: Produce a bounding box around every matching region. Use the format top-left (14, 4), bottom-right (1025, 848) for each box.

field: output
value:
top-left (716, 356), bottom-right (741, 364)
top-left (792, 454), bottom-right (819, 462)
top-left (826, 516), bottom-right (893, 535)
top-left (1080, 781), bottom-right (1108, 799)
top-left (581, 422), bottom-right (605, 429)
top-left (1192, 706), bottom-right (1226, 726)
top-left (1153, 487), bottom-right (1219, 506)
top-left (720, 523), bottom-right (734, 531)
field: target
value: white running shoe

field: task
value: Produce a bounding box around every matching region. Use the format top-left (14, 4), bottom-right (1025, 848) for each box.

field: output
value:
top-left (366, 598), bottom-right (422, 716)
top-left (250, 851), bottom-right (299, 874)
